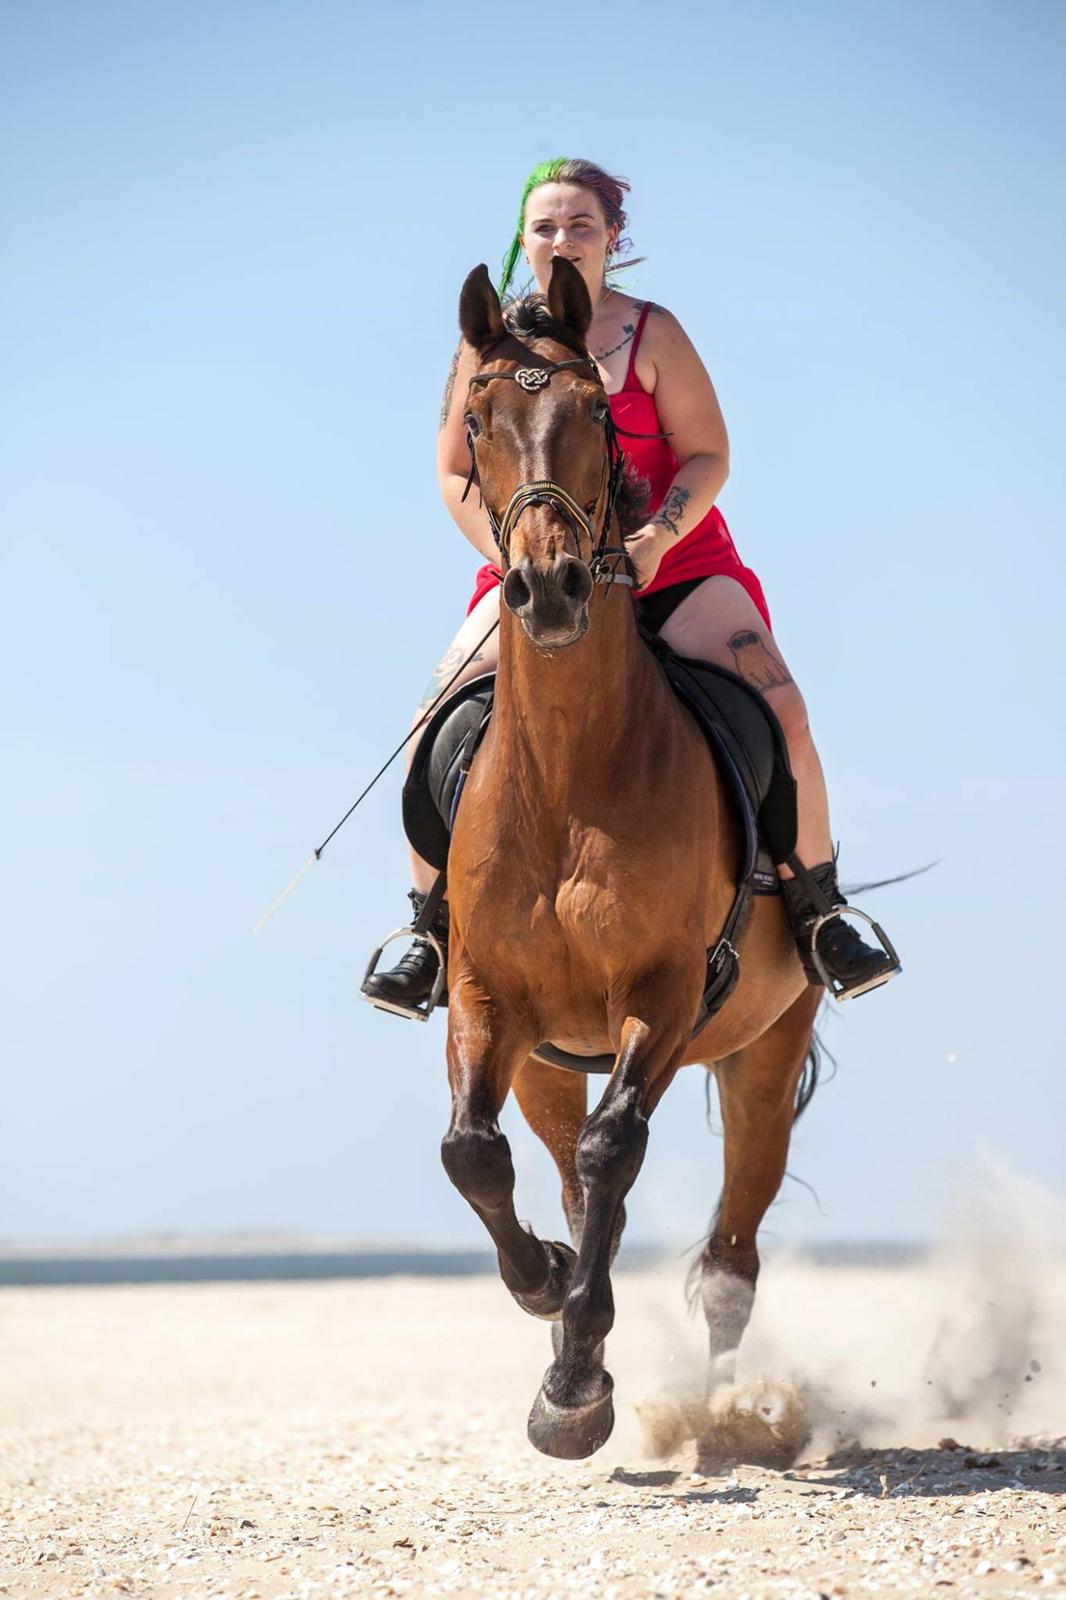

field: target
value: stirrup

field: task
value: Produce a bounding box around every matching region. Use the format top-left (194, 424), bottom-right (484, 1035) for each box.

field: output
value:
top-left (361, 924), bottom-right (447, 1022)
top-left (807, 907), bottom-right (901, 1002)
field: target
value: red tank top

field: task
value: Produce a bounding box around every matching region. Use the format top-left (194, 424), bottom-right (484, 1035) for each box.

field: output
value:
top-left (466, 302), bottom-right (770, 628)
top-left (608, 302), bottom-right (743, 598)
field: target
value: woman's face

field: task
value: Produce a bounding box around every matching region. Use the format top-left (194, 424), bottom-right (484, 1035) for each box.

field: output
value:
top-left (522, 182), bottom-right (618, 306)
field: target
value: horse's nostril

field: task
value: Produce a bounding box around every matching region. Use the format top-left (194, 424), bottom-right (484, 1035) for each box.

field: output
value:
top-left (502, 565), bottom-right (533, 613)
top-left (558, 556), bottom-right (593, 605)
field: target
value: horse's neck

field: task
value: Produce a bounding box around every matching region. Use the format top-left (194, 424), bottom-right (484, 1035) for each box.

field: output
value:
top-left (494, 594), bottom-right (664, 774)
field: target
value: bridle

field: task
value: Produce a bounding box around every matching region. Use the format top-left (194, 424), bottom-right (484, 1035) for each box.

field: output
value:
top-left (460, 346), bottom-right (667, 591)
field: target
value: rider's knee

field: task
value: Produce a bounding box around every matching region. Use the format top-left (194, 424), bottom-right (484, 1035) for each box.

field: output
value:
top-left (765, 681), bottom-right (812, 757)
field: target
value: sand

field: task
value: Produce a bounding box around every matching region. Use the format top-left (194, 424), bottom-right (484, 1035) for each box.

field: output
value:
top-left (2, 1260), bottom-right (1065, 1599)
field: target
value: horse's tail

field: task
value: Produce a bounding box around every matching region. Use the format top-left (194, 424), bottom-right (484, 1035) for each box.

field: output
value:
top-left (842, 859), bottom-right (938, 897)
top-left (793, 1016), bottom-right (831, 1121)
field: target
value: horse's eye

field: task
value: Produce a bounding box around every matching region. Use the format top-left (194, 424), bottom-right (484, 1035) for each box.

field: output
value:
top-left (464, 413), bottom-right (481, 438)
top-left (591, 400), bottom-right (609, 424)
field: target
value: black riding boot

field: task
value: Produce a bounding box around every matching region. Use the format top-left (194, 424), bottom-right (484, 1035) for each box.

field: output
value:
top-left (361, 889), bottom-right (449, 1016)
top-left (782, 859), bottom-right (901, 1001)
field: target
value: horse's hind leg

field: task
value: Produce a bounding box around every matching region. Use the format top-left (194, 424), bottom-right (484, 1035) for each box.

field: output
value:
top-left (700, 988), bottom-right (821, 1387)
top-left (440, 982), bottom-right (577, 1320)
top-left (527, 995), bottom-right (689, 1460)
top-left (511, 1058), bottom-right (588, 1246)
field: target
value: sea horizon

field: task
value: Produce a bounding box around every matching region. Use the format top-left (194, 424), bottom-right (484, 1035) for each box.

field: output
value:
top-left (0, 1231), bottom-right (930, 1288)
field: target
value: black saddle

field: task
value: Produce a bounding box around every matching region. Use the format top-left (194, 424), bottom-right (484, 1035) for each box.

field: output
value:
top-left (401, 638), bottom-right (798, 1070)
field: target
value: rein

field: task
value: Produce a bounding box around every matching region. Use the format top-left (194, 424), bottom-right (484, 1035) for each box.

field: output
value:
top-left (460, 346), bottom-right (671, 591)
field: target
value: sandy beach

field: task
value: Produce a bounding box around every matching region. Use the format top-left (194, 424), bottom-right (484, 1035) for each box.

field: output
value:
top-left (2, 1256), bottom-right (1065, 1599)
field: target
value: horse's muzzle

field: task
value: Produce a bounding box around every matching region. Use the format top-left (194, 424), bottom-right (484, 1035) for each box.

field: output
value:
top-left (501, 554), bottom-right (593, 648)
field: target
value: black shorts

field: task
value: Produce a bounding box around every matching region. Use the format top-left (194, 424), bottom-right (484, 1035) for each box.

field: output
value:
top-left (632, 577), bottom-right (705, 636)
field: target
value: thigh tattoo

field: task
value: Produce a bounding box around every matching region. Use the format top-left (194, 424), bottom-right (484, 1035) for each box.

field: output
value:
top-left (727, 629), bottom-right (793, 691)
top-left (418, 643), bottom-right (485, 710)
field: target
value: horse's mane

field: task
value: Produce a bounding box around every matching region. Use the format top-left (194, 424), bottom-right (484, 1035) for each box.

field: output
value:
top-left (502, 295), bottom-right (649, 536)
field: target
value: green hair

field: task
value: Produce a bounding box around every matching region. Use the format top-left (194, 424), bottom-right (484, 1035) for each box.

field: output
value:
top-left (497, 157), bottom-right (638, 302)
top-left (498, 158), bottom-right (568, 301)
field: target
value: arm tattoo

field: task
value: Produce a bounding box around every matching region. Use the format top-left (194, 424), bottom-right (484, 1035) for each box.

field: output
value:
top-left (727, 629), bottom-right (794, 690)
top-left (438, 343), bottom-right (461, 431)
top-left (651, 485), bottom-right (691, 538)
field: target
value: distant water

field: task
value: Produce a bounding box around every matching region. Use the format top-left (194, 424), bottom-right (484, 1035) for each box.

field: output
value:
top-left (0, 1242), bottom-right (922, 1288)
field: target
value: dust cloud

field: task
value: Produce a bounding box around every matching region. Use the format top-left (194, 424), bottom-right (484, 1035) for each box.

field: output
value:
top-left (629, 1159), bottom-right (1066, 1462)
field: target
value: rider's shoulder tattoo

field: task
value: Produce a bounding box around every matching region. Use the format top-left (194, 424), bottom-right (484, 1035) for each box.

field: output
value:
top-left (596, 321), bottom-right (637, 361)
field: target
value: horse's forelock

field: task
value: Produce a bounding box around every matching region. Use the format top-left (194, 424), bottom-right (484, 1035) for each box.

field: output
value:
top-left (502, 294), bottom-right (589, 361)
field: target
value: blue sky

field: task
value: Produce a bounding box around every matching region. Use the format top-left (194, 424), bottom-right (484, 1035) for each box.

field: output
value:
top-left (3, 0), bottom-right (1064, 1248)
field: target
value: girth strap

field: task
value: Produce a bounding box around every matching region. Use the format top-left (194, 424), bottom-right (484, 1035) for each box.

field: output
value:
top-left (530, 874), bottom-right (754, 1076)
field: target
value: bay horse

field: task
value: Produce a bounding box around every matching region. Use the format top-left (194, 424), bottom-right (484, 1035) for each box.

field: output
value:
top-left (440, 256), bottom-right (821, 1460)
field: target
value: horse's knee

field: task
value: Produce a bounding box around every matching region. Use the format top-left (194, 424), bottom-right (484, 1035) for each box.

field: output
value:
top-left (576, 1087), bottom-right (648, 1194)
top-left (440, 1121), bottom-right (514, 1213)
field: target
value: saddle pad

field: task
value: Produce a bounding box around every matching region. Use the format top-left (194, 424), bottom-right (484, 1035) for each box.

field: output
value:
top-left (401, 646), bottom-right (796, 879)
top-left (402, 674), bottom-right (496, 873)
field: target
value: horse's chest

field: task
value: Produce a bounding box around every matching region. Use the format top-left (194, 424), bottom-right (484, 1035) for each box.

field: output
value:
top-left (479, 860), bottom-right (642, 974)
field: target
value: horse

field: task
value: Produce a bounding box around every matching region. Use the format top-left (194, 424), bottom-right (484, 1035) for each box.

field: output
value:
top-left (438, 256), bottom-right (822, 1461)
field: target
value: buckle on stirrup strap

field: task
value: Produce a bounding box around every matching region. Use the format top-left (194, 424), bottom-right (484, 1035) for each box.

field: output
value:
top-left (807, 908), bottom-right (901, 1002)
top-left (360, 926), bottom-right (447, 1022)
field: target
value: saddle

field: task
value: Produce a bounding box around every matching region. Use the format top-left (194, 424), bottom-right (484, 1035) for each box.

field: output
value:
top-left (402, 635), bottom-right (798, 1071)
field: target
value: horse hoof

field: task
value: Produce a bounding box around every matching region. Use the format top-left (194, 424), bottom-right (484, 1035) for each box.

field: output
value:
top-left (526, 1375), bottom-right (615, 1460)
top-left (513, 1240), bottom-right (577, 1321)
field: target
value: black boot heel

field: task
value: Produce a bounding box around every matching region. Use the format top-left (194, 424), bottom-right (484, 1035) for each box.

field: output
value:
top-left (783, 857), bottom-right (901, 1002)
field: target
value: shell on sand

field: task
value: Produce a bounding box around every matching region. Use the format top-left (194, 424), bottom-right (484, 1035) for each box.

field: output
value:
top-left (637, 1378), bottom-right (811, 1469)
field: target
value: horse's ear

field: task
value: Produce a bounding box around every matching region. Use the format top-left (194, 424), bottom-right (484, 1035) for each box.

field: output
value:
top-left (547, 256), bottom-right (593, 341)
top-left (459, 264), bottom-right (505, 354)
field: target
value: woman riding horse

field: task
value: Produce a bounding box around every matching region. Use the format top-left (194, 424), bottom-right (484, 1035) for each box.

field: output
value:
top-left (363, 156), bottom-right (899, 1007)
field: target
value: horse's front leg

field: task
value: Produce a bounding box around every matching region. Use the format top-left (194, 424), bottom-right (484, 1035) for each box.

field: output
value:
top-left (440, 972), bottom-right (577, 1319)
top-left (527, 990), bottom-right (689, 1460)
